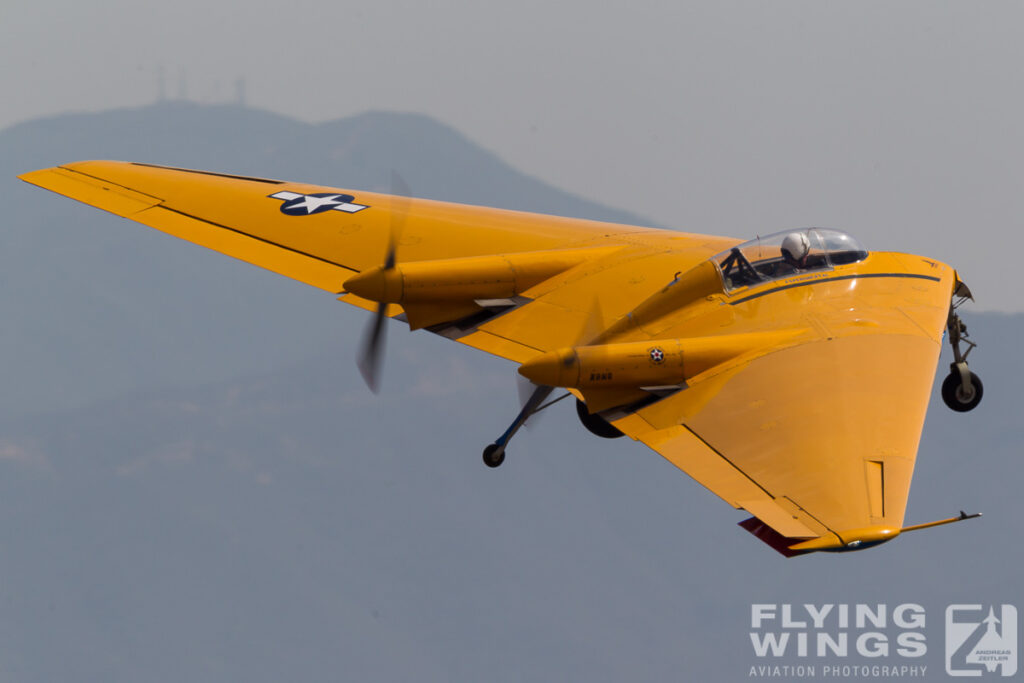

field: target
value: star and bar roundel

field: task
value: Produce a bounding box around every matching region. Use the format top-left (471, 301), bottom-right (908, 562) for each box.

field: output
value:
top-left (269, 191), bottom-right (369, 216)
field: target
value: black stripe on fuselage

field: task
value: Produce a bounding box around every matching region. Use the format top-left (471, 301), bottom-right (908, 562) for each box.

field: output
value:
top-left (728, 272), bottom-right (941, 306)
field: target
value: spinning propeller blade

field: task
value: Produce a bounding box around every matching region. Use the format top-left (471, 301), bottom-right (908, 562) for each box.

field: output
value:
top-left (357, 301), bottom-right (389, 393)
top-left (356, 172), bottom-right (410, 393)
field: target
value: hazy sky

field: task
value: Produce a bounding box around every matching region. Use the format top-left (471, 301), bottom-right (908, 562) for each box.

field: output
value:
top-left (1, 7), bottom-right (1020, 679)
top-left (4, 1), bottom-right (1022, 310)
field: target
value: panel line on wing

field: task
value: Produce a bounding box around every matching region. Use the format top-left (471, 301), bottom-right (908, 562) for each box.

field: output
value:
top-left (680, 424), bottom-right (775, 499)
top-left (55, 166), bottom-right (167, 201)
top-left (159, 206), bottom-right (360, 272)
top-left (130, 162), bottom-right (284, 184)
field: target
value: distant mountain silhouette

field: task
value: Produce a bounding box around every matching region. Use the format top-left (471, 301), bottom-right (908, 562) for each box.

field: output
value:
top-left (4, 101), bottom-right (652, 221)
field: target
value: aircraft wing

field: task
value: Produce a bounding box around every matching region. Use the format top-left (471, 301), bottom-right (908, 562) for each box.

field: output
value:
top-left (20, 161), bottom-right (958, 555)
top-left (19, 161), bottom-right (732, 362)
top-left (607, 263), bottom-right (955, 555)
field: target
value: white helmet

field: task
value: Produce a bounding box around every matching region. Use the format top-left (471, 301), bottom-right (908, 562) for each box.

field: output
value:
top-left (781, 232), bottom-right (810, 263)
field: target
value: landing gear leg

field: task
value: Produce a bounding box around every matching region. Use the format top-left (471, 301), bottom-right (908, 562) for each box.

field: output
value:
top-left (942, 282), bottom-right (983, 412)
top-left (482, 384), bottom-right (555, 468)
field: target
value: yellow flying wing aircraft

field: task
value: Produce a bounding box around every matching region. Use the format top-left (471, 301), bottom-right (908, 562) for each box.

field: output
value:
top-left (19, 161), bottom-right (984, 556)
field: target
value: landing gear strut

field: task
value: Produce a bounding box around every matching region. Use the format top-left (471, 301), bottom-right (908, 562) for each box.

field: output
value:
top-left (482, 385), bottom-right (570, 467)
top-left (942, 280), bottom-right (983, 413)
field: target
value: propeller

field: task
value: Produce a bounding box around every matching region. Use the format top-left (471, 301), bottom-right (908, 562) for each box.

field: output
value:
top-left (515, 372), bottom-right (544, 430)
top-left (512, 297), bottom-right (606, 425)
top-left (356, 171), bottom-right (410, 393)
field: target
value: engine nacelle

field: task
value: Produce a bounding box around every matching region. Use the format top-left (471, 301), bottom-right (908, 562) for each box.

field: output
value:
top-left (519, 340), bottom-right (685, 389)
top-left (342, 246), bottom-right (618, 329)
top-left (518, 330), bottom-right (805, 391)
top-left (343, 246), bottom-right (617, 305)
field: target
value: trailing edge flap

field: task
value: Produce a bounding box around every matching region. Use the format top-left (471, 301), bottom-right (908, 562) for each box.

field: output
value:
top-left (20, 166), bottom-right (162, 217)
top-left (20, 165), bottom-right (357, 293)
top-left (625, 422), bottom-right (819, 539)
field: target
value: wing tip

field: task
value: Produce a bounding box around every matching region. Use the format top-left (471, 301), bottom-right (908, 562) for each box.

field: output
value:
top-left (17, 167), bottom-right (57, 185)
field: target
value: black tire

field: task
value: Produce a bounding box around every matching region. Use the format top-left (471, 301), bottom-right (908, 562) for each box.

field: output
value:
top-left (482, 443), bottom-right (505, 468)
top-left (941, 369), bottom-right (983, 413)
top-left (575, 399), bottom-right (625, 439)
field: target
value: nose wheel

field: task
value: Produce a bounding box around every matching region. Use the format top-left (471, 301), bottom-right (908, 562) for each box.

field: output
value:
top-left (481, 384), bottom-right (570, 468)
top-left (942, 280), bottom-right (982, 413)
top-left (480, 385), bottom-right (552, 468)
top-left (482, 443), bottom-right (505, 468)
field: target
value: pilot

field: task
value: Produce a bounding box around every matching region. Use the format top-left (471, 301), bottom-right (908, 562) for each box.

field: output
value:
top-left (781, 232), bottom-right (811, 270)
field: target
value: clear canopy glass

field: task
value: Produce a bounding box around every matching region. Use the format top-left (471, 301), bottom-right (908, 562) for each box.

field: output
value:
top-left (714, 228), bottom-right (868, 292)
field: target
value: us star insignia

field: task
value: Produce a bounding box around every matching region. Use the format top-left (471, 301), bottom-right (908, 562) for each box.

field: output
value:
top-left (269, 191), bottom-right (368, 216)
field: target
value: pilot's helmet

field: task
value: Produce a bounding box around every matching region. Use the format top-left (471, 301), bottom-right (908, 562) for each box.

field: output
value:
top-left (781, 232), bottom-right (811, 263)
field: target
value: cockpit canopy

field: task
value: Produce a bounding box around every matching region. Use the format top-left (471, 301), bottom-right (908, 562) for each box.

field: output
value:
top-left (714, 228), bottom-right (868, 292)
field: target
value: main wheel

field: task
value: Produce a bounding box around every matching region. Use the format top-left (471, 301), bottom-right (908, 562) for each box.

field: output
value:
top-left (482, 443), bottom-right (505, 468)
top-left (575, 399), bottom-right (624, 439)
top-left (941, 370), bottom-right (983, 412)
